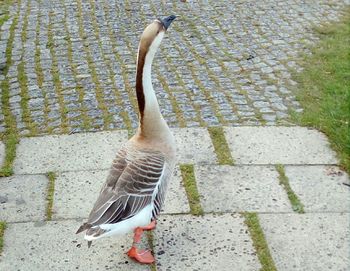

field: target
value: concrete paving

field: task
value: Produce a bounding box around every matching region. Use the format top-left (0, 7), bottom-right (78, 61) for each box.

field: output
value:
top-left (285, 166), bottom-right (350, 212)
top-left (13, 131), bottom-right (128, 174)
top-left (259, 213), bottom-right (350, 271)
top-left (224, 127), bottom-right (338, 164)
top-left (1, 126), bottom-right (350, 271)
top-left (0, 220), bottom-right (150, 271)
top-left (154, 214), bottom-right (261, 271)
top-left (0, 175), bottom-right (47, 223)
top-left (195, 165), bottom-right (292, 212)
top-left (172, 128), bottom-right (217, 164)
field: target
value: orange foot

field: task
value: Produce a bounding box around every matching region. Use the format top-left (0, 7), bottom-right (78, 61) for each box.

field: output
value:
top-left (127, 246), bottom-right (155, 264)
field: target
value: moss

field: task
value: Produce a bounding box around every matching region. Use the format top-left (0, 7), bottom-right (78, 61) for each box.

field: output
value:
top-left (0, 133), bottom-right (18, 176)
top-left (47, 12), bottom-right (69, 133)
top-left (180, 164), bottom-right (203, 216)
top-left (46, 171), bottom-right (56, 221)
top-left (275, 164), bottom-right (305, 213)
top-left (18, 61), bottom-right (37, 135)
top-left (0, 11), bottom-right (19, 177)
top-left (208, 126), bottom-right (234, 165)
top-left (0, 222), bottom-right (6, 256)
top-left (61, 4), bottom-right (91, 131)
top-left (146, 231), bottom-right (157, 271)
top-left (243, 213), bottom-right (277, 271)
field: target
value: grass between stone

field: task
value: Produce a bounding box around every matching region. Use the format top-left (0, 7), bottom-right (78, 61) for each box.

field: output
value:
top-left (180, 164), bottom-right (203, 216)
top-left (0, 221), bottom-right (6, 256)
top-left (146, 231), bottom-right (157, 271)
top-left (46, 171), bottom-right (56, 221)
top-left (0, 8), bottom-right (19, 177)
top-left (275, 164), bottom-right (305, 213)
top-left (291, 13), bottom-right (350, 172)
top-left (208, 126), bottom-right (235, 165)
top-left (243, 213), bottom-right (277, 271)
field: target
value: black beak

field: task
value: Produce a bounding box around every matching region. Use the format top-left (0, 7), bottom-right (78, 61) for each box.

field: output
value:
top-left (160, 15), bottom-right (176, 30)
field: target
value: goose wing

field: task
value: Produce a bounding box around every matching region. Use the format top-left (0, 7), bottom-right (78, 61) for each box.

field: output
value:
top-left (77, 147), bottom-right (169, 233)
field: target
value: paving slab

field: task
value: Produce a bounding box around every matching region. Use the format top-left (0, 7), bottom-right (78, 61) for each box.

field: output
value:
top-left (0, 141), bottom-right (4, 167)
top-left (285, 166), bottom-right (350, 212)
top-left (53, 167), bottom-right (189, 220)
top-left (0, 220), bottom-right (150, 271)
top-left (172, 128), bottom-right (217, 164)
top-left (195, 165), bottom-right (292, 212)
top-left (0, 175), bottom-right (47, 222)
top-left (224, 127), bottom-right (338, 165)
top-left (154, 214), bottom-right (261, 271)
top-left (259, 213), bottom-right (350, 271)
top-left (14, 130), bottom-right (128, 174)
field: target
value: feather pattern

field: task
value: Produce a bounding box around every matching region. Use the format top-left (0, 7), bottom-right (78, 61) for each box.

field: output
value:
top-left (78, 141), bottom-right (174, 239)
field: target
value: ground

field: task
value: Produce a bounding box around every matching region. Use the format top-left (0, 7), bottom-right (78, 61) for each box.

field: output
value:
top-left (0, 0), bottom-right (349, 270)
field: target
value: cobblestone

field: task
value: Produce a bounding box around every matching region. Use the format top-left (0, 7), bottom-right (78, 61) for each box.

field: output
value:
top-left (0, 0), bottom-right (348, 135)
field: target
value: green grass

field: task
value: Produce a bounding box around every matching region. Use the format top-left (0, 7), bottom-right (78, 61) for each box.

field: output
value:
top-left (275, 164), bottom-right (305, 213)
top-left (0, 222), bottom-right (6, 256)
top-left (0, 133), bottom-right (18, 176)
top-left (0, 11), bottom-right (19, 177)
top-left (46, 172), bottom-right (56, 220)
top-left (243, 213), bottom-right (277, 271)
top-left (180, 164), bottom-right (203, 216)
top-left (208, 126), bottom-right (235, 165)
top-left (146, 231), bottom-right (157, 271)
top-left (292, 13), bottom-right (350, 172)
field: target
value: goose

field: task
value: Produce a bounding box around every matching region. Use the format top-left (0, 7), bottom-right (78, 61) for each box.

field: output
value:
top-left (76, 15), bottom-right (177, 264)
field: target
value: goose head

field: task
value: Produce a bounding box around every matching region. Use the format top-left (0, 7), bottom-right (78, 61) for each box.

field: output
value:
top-left (138, 15), bottom-right (176, 55)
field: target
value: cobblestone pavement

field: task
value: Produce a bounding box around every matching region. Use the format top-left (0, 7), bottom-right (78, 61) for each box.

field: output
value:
top-left (0, 0), bottom-right (348, 136)
top-left (0, 127), bottom-right (349, 270)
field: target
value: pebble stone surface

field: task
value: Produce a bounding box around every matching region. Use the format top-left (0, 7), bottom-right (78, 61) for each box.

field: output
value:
top-left (0, 0), bottom-right (349, 135)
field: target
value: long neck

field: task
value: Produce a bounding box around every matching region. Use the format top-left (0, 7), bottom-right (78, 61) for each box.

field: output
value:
top-left (135, 42), bottom-right (169, 139)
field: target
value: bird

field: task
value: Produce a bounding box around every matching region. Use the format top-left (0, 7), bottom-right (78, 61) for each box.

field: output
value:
top-left (76, 15), bottom-right (177, 264)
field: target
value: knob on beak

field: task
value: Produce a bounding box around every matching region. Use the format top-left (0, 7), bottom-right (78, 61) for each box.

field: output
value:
top-left (160, 15), bottom-right (176, 30)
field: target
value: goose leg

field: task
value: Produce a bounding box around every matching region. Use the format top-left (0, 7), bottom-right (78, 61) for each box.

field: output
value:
top-left (141, 220), bottom-right (156, 231)
top-left (127, 223), bottom-right (155, 264)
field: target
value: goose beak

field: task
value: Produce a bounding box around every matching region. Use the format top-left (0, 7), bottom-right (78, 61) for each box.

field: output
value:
top-left (160, 15), bottom-right (176, 30)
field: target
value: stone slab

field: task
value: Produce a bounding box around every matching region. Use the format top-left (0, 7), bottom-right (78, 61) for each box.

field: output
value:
top-left (0, 175), bottom-right (47, 222)
top-left (285, 166), bottom-right (350, 212)
top-left (224, 127), bottom-right (338, 164)
top-left (0, 141), bottom-right (4, 167)
top-left (259, 213), bottom-right (350, 271)
top-left (53, 167), bottom-right (189, 220)
top-left (172, 128), bottom-right (217, 164)
top-left (14, 130), bottom-right (128, 174)
top-left (154, 214), bottom-right (261, 271)
top-left (195, 165), bottom-right (292, 212)
top-left (0, 220), bottom-right (150, 271)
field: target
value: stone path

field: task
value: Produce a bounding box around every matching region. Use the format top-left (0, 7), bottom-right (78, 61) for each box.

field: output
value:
top-left (0, 0), bottom-right (349, 136)
top-left (1, 127), bottom-right (349, 270)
